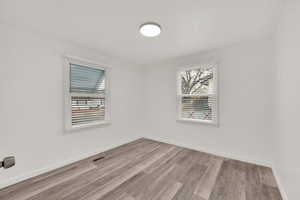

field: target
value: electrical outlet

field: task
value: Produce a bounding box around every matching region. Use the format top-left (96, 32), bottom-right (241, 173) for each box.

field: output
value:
top-left (1, 156), bottom-right (15, 169)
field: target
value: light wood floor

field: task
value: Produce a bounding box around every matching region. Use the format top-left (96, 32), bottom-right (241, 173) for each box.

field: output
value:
top-left (0, 138), bottom-right (283, 200)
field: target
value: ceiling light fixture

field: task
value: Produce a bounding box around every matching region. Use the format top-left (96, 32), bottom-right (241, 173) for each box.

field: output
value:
top-left (139, 22), bottom-right (161, 37)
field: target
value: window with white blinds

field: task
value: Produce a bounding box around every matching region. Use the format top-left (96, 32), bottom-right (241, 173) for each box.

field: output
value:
top-left (65, 57), bottom-right (110, 130)
top-left (177, 64), bottom-right (218, 125)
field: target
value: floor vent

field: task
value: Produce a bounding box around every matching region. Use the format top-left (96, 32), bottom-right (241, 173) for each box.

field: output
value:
top-left (93, 156), bottom-right (105, 162)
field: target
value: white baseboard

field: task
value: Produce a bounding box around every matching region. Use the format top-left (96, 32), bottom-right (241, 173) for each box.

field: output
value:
top-left (271, 167), bottom-right (288, 200)
top-left (195, 146), bottom-right (273, 167)
top-left (145, 137), bottom-right (273, 167)
top-left (0, 138), bottom-right (139, 189)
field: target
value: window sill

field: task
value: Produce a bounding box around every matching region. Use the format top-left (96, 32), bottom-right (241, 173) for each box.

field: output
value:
top-left (66, 120), bottom-right (111, 131)
top-left (177, 118), bottom-right (218, 126)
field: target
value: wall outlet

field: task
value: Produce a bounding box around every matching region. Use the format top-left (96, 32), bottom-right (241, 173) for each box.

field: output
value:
top-left (1, 156), bottom-right (15, 169)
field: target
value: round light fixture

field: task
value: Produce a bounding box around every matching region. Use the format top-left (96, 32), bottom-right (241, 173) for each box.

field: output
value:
top-left (139, 22), bottom-right (161, 37)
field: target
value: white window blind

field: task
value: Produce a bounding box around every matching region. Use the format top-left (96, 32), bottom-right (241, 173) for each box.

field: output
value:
top-left (177, 64), bottom-right (218, 124)
top-left (65, 57), bottom-right (110, 130)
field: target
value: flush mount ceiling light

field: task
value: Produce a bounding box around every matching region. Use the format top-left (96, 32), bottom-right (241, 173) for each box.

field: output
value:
top-left (139, 22), bottom-right (161, 37)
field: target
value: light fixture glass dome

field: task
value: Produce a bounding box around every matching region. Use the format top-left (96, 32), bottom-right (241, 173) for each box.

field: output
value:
top-left (139, 22), bottom-right (161, 37)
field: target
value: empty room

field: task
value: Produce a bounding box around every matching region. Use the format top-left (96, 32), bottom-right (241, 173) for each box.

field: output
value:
top-left (0, 0), bottom-right (299, 199)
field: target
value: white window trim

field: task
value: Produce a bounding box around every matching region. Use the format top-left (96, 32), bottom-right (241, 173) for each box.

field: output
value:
top-left (176, 63), bottom-right (219, 126)
top-left (64, 55), bottom-right (111, 131)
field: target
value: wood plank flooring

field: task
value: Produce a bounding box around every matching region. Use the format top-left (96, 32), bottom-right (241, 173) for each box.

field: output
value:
top-left (0, 138), bottom-right (283, 200)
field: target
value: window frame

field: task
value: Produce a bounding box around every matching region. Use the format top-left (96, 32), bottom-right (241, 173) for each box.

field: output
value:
top-left (176, 64), bottom-right (218, 126)
top-left (64, 55), bottom-right (111, 131)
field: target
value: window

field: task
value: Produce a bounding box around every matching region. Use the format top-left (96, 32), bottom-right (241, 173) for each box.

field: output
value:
top-left (64, 56), bottom-right (110, 130)
top-left (177, 64), bottom-right (218, 125)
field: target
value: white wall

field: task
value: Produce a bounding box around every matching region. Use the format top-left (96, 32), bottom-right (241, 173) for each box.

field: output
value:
top-left (144, 38), bottom-right (276, 166)
top-left (1, 6), bottom-right (299, 198)
top-left (0, 23), bottom-right (279, 191)
top-left (274, 1), bottom-right (300, 199)
top-left (0, 24), bottom-right (144, 187)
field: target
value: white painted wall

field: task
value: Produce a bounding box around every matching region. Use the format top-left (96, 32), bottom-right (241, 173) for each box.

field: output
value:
top-left (1, 4), bottom-right (299, 198)
top-left (0, 24), bottom-right (144, 187)
top-left (144, 38), bottom-right (277, 166)
top-left (0, 23), bottom-right (280, 191)
top-left (274, 1), bottom-right (300, 199)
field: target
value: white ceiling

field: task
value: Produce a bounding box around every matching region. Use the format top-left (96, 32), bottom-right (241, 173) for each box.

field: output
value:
top-left (1, 0), bottom-right (282, 65)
